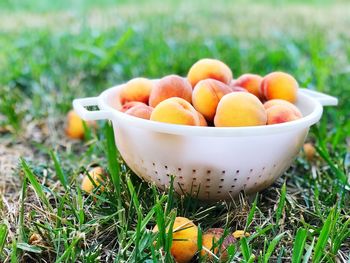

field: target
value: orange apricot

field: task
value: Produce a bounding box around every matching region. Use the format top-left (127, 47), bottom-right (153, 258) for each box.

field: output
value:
top-left (81, 167), bottom-right (106, 193)
top-left (266, 105), bottom-right (302, 125)
top-left (264, 99), bottom-right (302, 118)
top-left (65, 110), bottom-right (95, 140)
top-left (120, 77), bottom-right (153, 105)
top-left (124, 104), bottom-right (153, 120)
top-left (233, 73), bottom-right (263, 99)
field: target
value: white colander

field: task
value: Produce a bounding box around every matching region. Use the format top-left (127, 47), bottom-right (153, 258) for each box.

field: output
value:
top-left (73, 81), bottom-right (338, 201)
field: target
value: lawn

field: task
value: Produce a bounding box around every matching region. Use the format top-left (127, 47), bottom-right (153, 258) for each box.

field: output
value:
top-left (0, 0), bottom-right (349, 262)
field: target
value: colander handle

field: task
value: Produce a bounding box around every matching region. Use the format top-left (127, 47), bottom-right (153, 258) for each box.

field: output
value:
top-left (73, 97), bottom-right (111, 121)
top-left (299, 89), bottom-right (338, 106)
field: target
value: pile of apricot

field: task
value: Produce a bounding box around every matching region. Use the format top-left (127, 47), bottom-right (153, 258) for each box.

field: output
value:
top-left (119, 58), bottom-right (302, 127)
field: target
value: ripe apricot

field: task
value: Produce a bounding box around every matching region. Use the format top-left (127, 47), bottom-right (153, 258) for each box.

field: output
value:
top-left (264, 99), bottom-right (302, 118)
top-left (124, 104), bottom-right (153, 120)
top-left (187, 58), bottom-right (233, 87)
top-left (153, 217), bottom-right (198, 263)
top-left (150, 97), bottom-right (200, 126)
top-left (65, 110), bottom-right (95, 140)
top-left (201, 228), bottom-right (236, 260)
top-left (120, 77), bottom-right (153, 104)
top-left (260, 72), bottom-right (298, 103)
top-left (192, 79), bottom-right (232, 122)
top-left (266, 105), bottom-right (302, 125)
top-left (214, 92), bottom-right (267, 127)
top-left (149, 75), bottom-right (192, 107)
top-left (81, 167), bottom-right (106, 193)
top-left (233, 73), bottom-right (263, 99)
top-left (120, 101), bottom-right (146, 112)
top-left (303, 142), bottom-right (316, 161)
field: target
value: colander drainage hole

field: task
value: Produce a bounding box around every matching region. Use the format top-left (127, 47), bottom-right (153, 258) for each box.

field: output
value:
top-left (219, 186), bottom-right (223, 188)
top-left (231, 185), bottom-right (235, 188)
top-left (206, 178), bottom-right (210, 182)
top-left (164, 165), bottom-right (168, 169)
top-left (206, 185), bottom-right (210, 188)
top-left (250, 169), bottom-right (253, 173)
top-left (220, 179), bottom-right (224, 182)
top-left (229, 190), bottom-right (233, 193)
top-left (207, 170), bottom-right (211, 174)
top-left (234, 178), bottom-right (237, 182)
top-left (178, 168), bottom-right (182, 171)
top-left (152, 163), bottom-right (155, 166)
top-left (179, 176), bottom-right (183, 179)
top-left (254, 182), bottom-right (257, 185)
top-left (192, 178), bottom-right (197, 181)
top-left (262, 167), bottom-right (266, 170)
top-left (222, 170), bottom-right (226, 174)
top-left (236, 170), bottom-right (240, 174)
top-left (258, 175), bottom-right (262, 178)
top-left (154, 171), bottom-right (158, 175)
top-left (273, 164), bottom-right (277, 168)
top-left (247, 177), bottom-right (250, 181)
top-left (192, 169), bottom-right (196, 173)
top-left (217, 191), bottom-right (221, 194)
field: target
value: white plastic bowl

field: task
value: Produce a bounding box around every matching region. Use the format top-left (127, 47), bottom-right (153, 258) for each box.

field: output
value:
top-left (73, 82), bottom-right (337, 201)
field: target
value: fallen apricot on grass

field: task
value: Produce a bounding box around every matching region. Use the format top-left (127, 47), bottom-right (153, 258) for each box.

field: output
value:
top-left (65, 110), bottom-right (95, 140)
top-left (81, 167), bottom-right (106, 193)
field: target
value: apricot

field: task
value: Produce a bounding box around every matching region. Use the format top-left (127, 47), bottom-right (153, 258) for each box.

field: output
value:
top-left (231, 86), bottom-right (248, 93)
top-left (150, 97), bottom-right (200, 126)
top-left (65, 110), bottom-right (95, 140)
top-left (153, 217), bottom-right (198, 263)
top-left (192, 79), bottom-right (232, 122)
top-left (201, 228), bottom-right (236, 260)
top-left (266, 105), bottom-right (302, 125)
top-left (120, 101), bottom-right (146, 112)
top-left (197, 111), bottom-right (208, 126)
top-left (303, 142), bottom-right (316, 161)
top-left (187, 58), bottom-right (233, 87)
top-left (233, 73), bottom-right (263, 99)
top-left (120, 77), bottom-right (153, 105)
top-left (264, 99), bottom-right (302, 118)
top-left (81, 167), bottom-right (106, 193)
top-left (124, 104), bottom-right (153, 120)
top-left (149, 75), bottom-right (192, 107)
top-left (260, 72), bottom-right (299, 103)
top-left (214, 92), bottom-right (267, 127)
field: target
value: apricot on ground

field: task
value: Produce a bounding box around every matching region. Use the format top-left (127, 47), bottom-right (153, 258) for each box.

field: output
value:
top-left (201, 228), bottom-right (236, 260)
top-left (149, 75), bottom-right (192, 108)
top-left (81, 167), bottom-right (106, 193)
top-left (65, 110), bottom-right (96, 140)
top-left (214, 92), bottom-right (267, 127)
top-left (233, 73), bottom-right (263, 99)
top-left (303, 142), bottom-right (316, 161)
top-left (187, 58), bottom-right (233, 87)
top-left (120, 77), bottom-right (153, 105)
top-left (124, 104), bottom-right (153, 120)
top-left (150, 97), bottom-right (200, 126)
top-left (266, 105), bottom-right (302, 125)
top-left (260, 71), bottom-right (299, 103)
top-left (153, 217), bottom-right (198, 263)
top-left (192, 79), bottom-right (232, 122)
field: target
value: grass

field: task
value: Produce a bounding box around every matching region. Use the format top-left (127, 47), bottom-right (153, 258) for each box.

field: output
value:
top-left (0, 0), bottom-right (349, 262)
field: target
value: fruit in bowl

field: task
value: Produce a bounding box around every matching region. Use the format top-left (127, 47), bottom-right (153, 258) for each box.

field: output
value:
top-left (117, 58), bottom-right (303, 127)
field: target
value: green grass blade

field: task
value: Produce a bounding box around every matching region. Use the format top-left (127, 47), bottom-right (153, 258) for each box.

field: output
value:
top-left (16, 242), bottom-right (42, 253)
top-left (264, 232), bottom-right (285, 263)
top-left (292, 228), bottom-right (308, 263)
top-left (313, 208), bottom-right (335, 262)
top-left (303, 238), bottom-right (315, 263)
top-left (49, 151), bottom-right (68, 190)
top-left (20, 158), bottom-right (53, 212)
top-left (0, 224), bottom-right (8, 256)
top-left (240, 236), bottom-right (252, 262)
top-left (245, 194), bottom-right (258, 232)
top-left (275, 182), bottom-right (286, 229)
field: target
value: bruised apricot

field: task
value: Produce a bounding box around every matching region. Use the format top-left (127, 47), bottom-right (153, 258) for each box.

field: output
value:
top-left (149, 75), bottom-right (192, 108)
top-left (187, 58), bottom-right (233, 87)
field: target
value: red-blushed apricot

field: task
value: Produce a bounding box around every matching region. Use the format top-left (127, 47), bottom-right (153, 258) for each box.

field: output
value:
top-left (260, 72), bottom-right (299, 103)
top-left (303, 142), bottom-right (316, 161)
top-left (201, 228), bottom-right (236, 261)
top-left (214, 92), bottom-right (267, 127)
top-left (264, 99), bottom-right (302, 118)
top-left (187, 58), bottom-right (233, 87)
top-left (266, 105), bottom-right (302, 125)
top-left (120, 101), bottom-right (146, 112)
top-left (120, 77), bottom-right (153, 104)
top-left (65, 110), bottom-right (96, 140)
top-left (150, 97), bottom-right (200, 126)
top-left (233, 73), bottom-right (263, 99)
top-left (149, 75), bottom-right (192, 107)
top-left (81, 167), bottom-right (106, 193)
top-left (153, 217), bottom-right (198, 263)
top-left (231, 86), bottom-right (248, 93)
top-left (192, 79), bottom-right (232, 122)
top-left (124, 104), bottom-right (153, 120)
